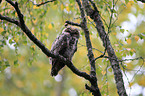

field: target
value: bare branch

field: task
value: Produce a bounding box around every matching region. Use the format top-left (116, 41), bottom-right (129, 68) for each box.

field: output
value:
top-left (82, 0), bottom-right (127, 95)
top-left (137, 0), bottom-right (145, 3)
top-left (121, 57), bottom-right (145, 83)
top-left (95, 55), bottom-right (109, 61)
top-left (78, 43), bottom-right (103, 53)
top-left (0, 14), bottom-right (19, 26)
top-left (65, 20), bottom-right (81, 27)
top-left (29, 0), bottom-right (56, 7)
top-left (0, 0), bottom-right (93, 82)
top-left (119, 57), bottom-right (144, 62)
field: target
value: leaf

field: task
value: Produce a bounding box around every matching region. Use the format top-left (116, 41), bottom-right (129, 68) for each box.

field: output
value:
top-left (5, 60), bottom-right (10, 67)
top-left (23, 40), bottom-right (27, 45)
top-left (138, 76), bottom-right (145, 86)
top-left (120, 29), bottom-right (125, 33)
top-left (138, 33), bottom-right (145, 39)
top-left (112, 9), bottom-right (117, 13)
top-left (9, 39), bottom-right (15, 44)
top-left (14, 60), bottom-right (19, 67)
top-left (33, 5), bottom-right (39, 9)
top-left (134, 36), bottom-right (139, 41)
top-left (66, 6), bottom-right (70, 12)
top-left (48, 24), bottom-right (53, 29)
top-left (130, 51), bottom-right (133, 56)
top-left (126, 38), bottom-right (131, 44)
top-left (33, 19), bottom-right (37, 24)
top-left (134, 0), bottom-right (137, 3)
top-left (51, 22), bottom-right (54, 27)
top-left (125, 0), bottom-right (129, 4)
top-left (0, 27), bottom-right (4, 33)
top-left (101, 71), bottom-right (106, 75)
top-left (54, 1), bottom-right (58, 5)
top-left (31, 27), bottom-right (35, 34)
top-left (61, 4), bottom-right (64, 10)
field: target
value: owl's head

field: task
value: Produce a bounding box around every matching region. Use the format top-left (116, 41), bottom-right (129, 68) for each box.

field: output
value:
top-left (63, 26), bottom-right (80, 38)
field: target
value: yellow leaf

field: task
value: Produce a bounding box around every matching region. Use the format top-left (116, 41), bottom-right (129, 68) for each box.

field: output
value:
top-left (0, 27), bottom-right (4, 33)
top-left (61, 4), bottom-right (64, 10)
top-left (126, 48), bottom-right (131, 51)
top-left (126, 1), bottom-right (134, 8)
top-left (113, 32), bottom-right (117, 35)
top-left (15, 12), bottom-right (17, 17)
top-left (30, 12), bottom-right (33, 15)
top-left (33, 19), bottom-right (37, 24)
top-left (45, 33), bottom-right (49, 37)
top-left (101, 71), bottom-right (106, 75)
top-left (66, 6), bottom-right (70, 12)
top-left (32, 82), bottom-right (37, 89)
top-left (31, 45), bottom-right (35, 50)
top-left (14, 37), bottom-right (18, 42)
top-left (131, 48), bottom-right (136, 53)
top-left (16, 80), bottom-right (24, 88)
top-left (31, 27), bottom-right (34, 34)
top-left (134, 36), bottom-right (139, 41)
top-left (126, 38), bottom-right (131, 44)
top-left (33, 5), bottom-right (39, 9)
top-left (128, 82), bottom-right (134, 87)
top-left (48, 24), bottom-right (53, 29)
top-left (138, 76), bottom-right (145, 87)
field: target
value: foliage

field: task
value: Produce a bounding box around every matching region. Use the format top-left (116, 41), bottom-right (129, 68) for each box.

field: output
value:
top-left (0, 0), bottom-right (145, 96)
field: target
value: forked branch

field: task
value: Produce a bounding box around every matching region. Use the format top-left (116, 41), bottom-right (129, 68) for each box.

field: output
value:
top-left (0, 0), bottom-right (94, 84)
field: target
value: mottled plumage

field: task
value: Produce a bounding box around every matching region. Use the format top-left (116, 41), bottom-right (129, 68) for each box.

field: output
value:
top-left (49, 26), bottom-right (80, 76)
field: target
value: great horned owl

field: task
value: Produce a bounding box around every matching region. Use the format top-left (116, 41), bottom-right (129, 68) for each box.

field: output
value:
top-left (49, 26), bottom-right (80, 76)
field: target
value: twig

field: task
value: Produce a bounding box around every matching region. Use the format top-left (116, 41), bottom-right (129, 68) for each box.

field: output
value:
top-left (0, 14), bottom-right (19, 26)
top-left (29, 0), bottom-right (56, 7)
top-left (0, 0), bottom-right (93, 82)
top-left (78, 43), bottom-right (103, 53)
top-left (65, 20), bottom-right (81, 27)
top-left (137, 0), bottom-right (145, 3)
top-left (119, 57), bottom-right (144, 62)
top-left (95, 55), bottom-right (109, 61)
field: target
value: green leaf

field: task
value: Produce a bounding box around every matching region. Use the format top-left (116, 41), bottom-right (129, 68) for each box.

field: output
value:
top-left (138, 33), bottom-right (145, 39)
top-left (51, 22), bottom-right (54, 27)
top-left (54, 1), bottom-right (58, 5)
top-left (23, 40), bottom-right (27, 45)
top-left (9, 39), bottom-right (15, 44)
top-left (125, 0), bottom-right (129, 4)
top-left (120, 29), bottom-right (125, 33)
top-left (5, 61), bottom-right (10, 67)
top-left (130, 51), bottom-right (133, 56)
top-left (14, 60), bottom-right (19, 67)
top-left (134, 0), bottom-right (137, 3)
top-left (108, 1), bottom-right (112, 7)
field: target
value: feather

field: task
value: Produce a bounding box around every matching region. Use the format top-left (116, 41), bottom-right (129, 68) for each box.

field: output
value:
top-left (50, 27), bottom-right (79, 76)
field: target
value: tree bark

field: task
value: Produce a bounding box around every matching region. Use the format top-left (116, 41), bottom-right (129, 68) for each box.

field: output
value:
top-left (82, 0), bottom-right (127, 96)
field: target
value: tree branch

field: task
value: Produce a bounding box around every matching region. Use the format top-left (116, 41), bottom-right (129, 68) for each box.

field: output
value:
top-left (82, 0), bottom-right (127, 96)
top-left (137, 0), bottom-right (145, 3)
top-left (119, 57), bottom-right (144, 62)
top-left (29, 0), bottom-right (56, 7)
top-left (0, 0), bottom-right (93, 84)
top-left (0, 14), bottom-right (19, 26)
top-left (76, 0), bottom-right (101, 95)
top-left (65, 20), bottom-right (81, 27)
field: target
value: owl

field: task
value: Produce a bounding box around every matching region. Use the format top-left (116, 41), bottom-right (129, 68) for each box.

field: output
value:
top-left (49, 26), bottom-right (80, 76)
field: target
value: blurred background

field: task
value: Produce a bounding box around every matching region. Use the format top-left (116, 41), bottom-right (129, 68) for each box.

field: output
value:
top-left (0, 0), bottom-right (145, 96)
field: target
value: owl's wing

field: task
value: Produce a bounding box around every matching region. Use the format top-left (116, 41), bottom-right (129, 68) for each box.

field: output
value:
top-left (51, 32), bottom-right (70, 54)
top-left (49, 32), bottom-right (71, 76)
